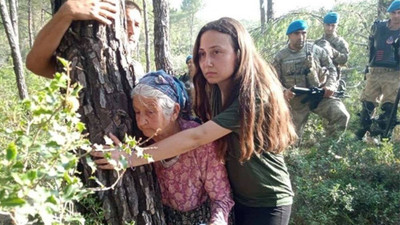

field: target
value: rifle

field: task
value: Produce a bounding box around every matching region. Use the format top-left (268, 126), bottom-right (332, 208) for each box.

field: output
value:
top-left (291, 86), bottom-right (345, 110)
top-left (382, 85), bottom-right (400, 139)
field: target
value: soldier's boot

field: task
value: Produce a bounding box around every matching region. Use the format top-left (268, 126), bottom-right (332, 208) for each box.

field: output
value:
top-left (371, 102), bottom-right (396, 138)
top-left (356, 101), bottom-right (375, 140)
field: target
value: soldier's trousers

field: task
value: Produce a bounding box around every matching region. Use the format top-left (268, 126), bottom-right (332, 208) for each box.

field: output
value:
top-left (289, 96), bottom-right (350, 140)
top-left (361, 69), bottom-right (400, 105)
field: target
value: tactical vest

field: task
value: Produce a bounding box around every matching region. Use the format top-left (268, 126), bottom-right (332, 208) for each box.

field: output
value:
top-left (370, 20), bottom-right (400, 69)
top-left (278, 43), bottom-right (322, 88)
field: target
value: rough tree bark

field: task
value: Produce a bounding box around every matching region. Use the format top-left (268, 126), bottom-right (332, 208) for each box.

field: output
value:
top-left (143, 0), bottom-right (151, 73)
top-left (266, 0), bottom-right (274, 22)
top-left (51, 0), bottom-right (164, 224)
top-left (152, 0), bottom-right (173, 74)
top-left (28, 0), bottom-right (34, 48)
top-left (259, 0), bottom-right (265, 33)
top-left (8, 0), bottom-right (18, 41)
top-left (0, 0), bottom-right (28, 100)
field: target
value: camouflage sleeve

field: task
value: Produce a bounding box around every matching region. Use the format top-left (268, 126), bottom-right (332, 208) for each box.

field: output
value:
top-left (272, 54), bottom-right (283, 81)
top-left (331, 37), bottom-right (349, 66)
top-left (317, 47), bottom-right (337, 90)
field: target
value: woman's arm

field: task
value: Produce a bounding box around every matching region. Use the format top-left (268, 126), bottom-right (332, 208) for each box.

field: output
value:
top-left (91, 120), bottom-right (232, 168)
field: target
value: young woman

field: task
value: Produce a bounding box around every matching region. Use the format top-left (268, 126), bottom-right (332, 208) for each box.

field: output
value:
top-left (93, 17), bottom-right (297, 225)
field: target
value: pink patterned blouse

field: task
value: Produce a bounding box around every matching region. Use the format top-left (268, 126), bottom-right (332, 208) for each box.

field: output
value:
top-left (153, 119), bottom-right (234, 224)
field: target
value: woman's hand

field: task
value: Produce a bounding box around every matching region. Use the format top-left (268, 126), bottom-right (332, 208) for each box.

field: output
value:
top-left (90, 133), bottom-right (127, 170)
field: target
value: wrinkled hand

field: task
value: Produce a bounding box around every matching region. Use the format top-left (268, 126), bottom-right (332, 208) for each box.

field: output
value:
top-left (323, 87), bottom-right (335, 98)
top-left (90, 133), bottom-right (127, 170)
top-left (61, 0), bottom-right (118, 25)
top-left (284, 89), bottom-right (295, 101)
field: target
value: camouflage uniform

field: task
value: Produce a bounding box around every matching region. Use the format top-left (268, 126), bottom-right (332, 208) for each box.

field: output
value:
top-left (315, 34), bottom-right (350, 80)
top-left (356, 20), bottom-right (400, 139)
top-left (273, 42), bottom-right (350, 139)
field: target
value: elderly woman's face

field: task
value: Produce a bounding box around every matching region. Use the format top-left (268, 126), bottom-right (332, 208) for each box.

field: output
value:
top-left (133, 96), bottom-right (172, 139)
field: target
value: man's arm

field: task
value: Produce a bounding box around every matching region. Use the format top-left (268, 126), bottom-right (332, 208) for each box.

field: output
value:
top-left (26, 0), bottom-right (117, 78)
top-left (331, 37), bottom-right (349, 66)
top-left (318, 47), bottom-right (337, 90)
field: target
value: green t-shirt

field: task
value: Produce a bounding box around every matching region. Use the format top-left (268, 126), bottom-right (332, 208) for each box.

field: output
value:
top-left (211, 89), bottom-right (293, 207)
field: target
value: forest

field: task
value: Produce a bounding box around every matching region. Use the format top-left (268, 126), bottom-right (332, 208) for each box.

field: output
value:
top-left (0, 0), bottom-right (399, 224)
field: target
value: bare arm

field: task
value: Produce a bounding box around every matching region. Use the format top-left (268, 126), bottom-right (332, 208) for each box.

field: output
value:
top-left (92, 120), bottom-right (232, 168)
top-left (132, 120), bottom-right (231, 166)
top-left (26, 0), bottom-right (117, 78)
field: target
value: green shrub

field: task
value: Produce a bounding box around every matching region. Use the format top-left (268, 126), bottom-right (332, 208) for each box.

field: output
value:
top-left (287, 134), bottom-right (400, 225)
top-left (0, 61), bottom-right (93, 224)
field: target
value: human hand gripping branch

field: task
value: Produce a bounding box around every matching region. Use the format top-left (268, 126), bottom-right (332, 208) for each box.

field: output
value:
top-left (90, 133), bottom-right (155, 170)
top-left (91, 120), bottom-right (232, 169)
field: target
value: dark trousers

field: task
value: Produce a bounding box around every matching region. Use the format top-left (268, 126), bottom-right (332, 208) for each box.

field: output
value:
top-left (234, 202), bottom-right (292, 225)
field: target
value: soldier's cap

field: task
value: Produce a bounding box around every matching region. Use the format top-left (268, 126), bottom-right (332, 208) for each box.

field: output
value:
top-left (323, 12), bottom-right (339, 24)
top-left (286, 20), bottom-right (308, 35)
top-left (387, 0), bottom-right (400, 12)
top-left (186, 55), bottom-right (193, 64)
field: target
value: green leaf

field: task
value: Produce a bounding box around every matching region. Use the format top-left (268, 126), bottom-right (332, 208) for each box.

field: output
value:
top-left (63, 158), bottom-right (77, 170)
top-left (46, 195), bottom-right (58, 205)
top-left (63, 184), bottom-right (76, 200)
top-left (57, 57), bottom-right (69, 68)
top-left (12, 161), bottom-right (24, 169)
top-left (0, 197), bottom-right (26, 207)
top-left (6, 142), bottom-right (17, 161)
top-left (11, 173), bottom-right (24, 185)
top-left (64, 171), bottom-right (73, 184)
top-left (0, 190), bottom-right (5, 199)
top-left (27, 170), bottom-right (38, 181)
top-left (76, 122), bottom-right (86, 132)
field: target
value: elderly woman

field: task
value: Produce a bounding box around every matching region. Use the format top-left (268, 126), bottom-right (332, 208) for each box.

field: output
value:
top-left (96, 70), bottom-right (234, 225)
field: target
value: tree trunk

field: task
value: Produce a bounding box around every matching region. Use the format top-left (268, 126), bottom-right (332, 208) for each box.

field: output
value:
top-left (259, 0), bottom-right (265, 33)
top-left (143, 0), bottom-right (151, 73)
top-left (51, 0), bottom-right (164, 224)
top-left (189, 11), bottom-right (194, 53)
top-left (266, 0), bottom-right (274, 22)
top-left (152, 0), bottom-right (173, 74)
top-left (0, 0), bottom-right (28, 100)
top-left (8, 0), bottom-right (18, 41)
top-left (28, 0), bottom-right (34, 48)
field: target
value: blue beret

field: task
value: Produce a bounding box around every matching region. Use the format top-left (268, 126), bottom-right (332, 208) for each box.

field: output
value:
top-left (387, 0), bottom-right (400, 12)
top-left (286, 20), bottom-right (308, 35)
top-left (186, 55), bottom-right (193, 64)
top-left (323, 12), bottom-right (339, 24)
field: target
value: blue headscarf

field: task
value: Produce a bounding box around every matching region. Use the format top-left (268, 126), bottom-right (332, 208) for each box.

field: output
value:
top-left (137, 70), bottom-right (192, 120)
top-left (323, 12), bottom-right (339, 24)
top-left (286, 20), bottom-right (308, 35)
top-left (387, 0), bottom-right (400, 12)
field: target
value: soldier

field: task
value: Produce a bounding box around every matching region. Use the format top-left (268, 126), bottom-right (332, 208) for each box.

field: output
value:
top-left (273, 20), bottom-right (350, 141)
top-left (356, 0), bottom-right (400, 140)
top-left (315, 12), bottom-right (350, 88)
